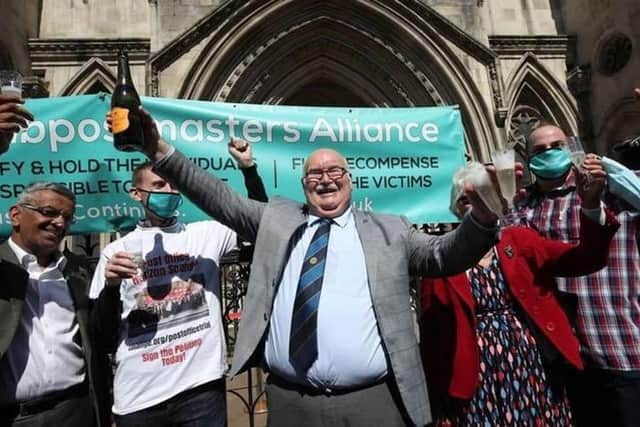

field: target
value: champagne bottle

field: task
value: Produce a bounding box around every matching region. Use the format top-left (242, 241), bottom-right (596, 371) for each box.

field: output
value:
top-left (111, 50), bottom-right (144, 151)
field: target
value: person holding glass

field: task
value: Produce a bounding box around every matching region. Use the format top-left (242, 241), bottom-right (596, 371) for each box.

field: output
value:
top-left (420, 161), bottom-right (618, 426)
top-left (0, 73), bottom-right (32, 154)
top-left (518, 120), bottom-right (640, 427)
top-left (89, 137), bottom-right (267, 427)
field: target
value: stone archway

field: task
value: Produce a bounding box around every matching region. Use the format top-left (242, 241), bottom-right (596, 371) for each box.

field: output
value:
top-left (150, 0), bottom-right (504, 161)
top-left (59, 58), bottom-right (116, 96)
top-left (505, 53), bottom-right (578, 147)
top-left (284, 77), bottom-right (368, 107)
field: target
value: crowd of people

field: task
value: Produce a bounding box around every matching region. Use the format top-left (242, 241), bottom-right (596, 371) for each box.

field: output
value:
top-left (0, 88), bottom-right (638, 427)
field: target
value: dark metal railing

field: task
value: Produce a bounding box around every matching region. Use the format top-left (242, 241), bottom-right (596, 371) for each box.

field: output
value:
top-left (219, 251), bottom-right (267, 427)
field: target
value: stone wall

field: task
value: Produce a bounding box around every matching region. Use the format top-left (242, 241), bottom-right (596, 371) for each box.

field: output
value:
top-left (4, 0), bottom-right (595, 156)
top-left (0, 0), bottom-right (40, 73)
top-left (39, 0), bottom-right (150, 38)
top-left (560, 0), bottom-right (640, 156)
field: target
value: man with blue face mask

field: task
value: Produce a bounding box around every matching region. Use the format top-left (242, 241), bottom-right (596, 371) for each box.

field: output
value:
top-left (89, 139), bottom-right (267, 427)
top-left (518, 122), bottom-right (640, 427)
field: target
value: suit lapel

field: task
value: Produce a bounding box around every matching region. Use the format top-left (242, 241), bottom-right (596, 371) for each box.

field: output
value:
top-left (448, 274), bottom-right (476, 312)
top-left (354, 210), bottom-right (378, 294)
top-left (494, 238), bottom-right (516, 292)
top-left (268, 205), bottom-right (308, 301)
top-left (0, 240), bottom-right (21, 265)
top-left (0, 240), bottom-right (28, 300)
top-left (0, 241), bottom-right (29, 357)
top-left (62, 254), bottom-right (89, 310)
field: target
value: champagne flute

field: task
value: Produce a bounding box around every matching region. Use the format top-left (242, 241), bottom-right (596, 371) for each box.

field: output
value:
top-left (0, 70), bottom-right (22, 98)
top-left (491, 148), bottom-right (516, 208)
top-left (491, 148), bottom-right (518, 227)
top-left (565, 136), bottom-right (592, 185)
top-left (123, 238), bottom-right (145, 277)
top-left (463, 162), bottom-right (506, 223)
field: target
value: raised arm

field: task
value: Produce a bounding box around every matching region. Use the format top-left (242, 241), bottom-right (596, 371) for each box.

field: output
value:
top-left (124, 108), bottom-right (266, 242)
top-left (228, 137), bottom-right (269, 202)
top-left (538, 158), bottom-right (619, 277)
top-left (407, 213), bottom-right (498, 277)
top-left (524, 210), bottom-right (618, 278)
top-left (155, 149), bottom-right (264, 242)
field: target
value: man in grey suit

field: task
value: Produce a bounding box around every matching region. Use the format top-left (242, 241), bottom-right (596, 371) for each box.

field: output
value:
top-left (125, 109), bottom-right (499, 426)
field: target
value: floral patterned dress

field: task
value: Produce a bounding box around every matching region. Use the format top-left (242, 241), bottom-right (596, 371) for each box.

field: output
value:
top-left (435, 252), bottom-right (573, 427)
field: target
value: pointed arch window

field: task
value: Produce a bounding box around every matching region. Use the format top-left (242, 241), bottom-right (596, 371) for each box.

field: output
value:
top-left (59, 58), bottom-right (116, 96)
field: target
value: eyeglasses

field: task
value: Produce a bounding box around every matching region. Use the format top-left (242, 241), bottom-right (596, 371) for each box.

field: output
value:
top-left (20, 204), bottom-right (75, 224)
top-left (304, 167), bottom-right (348, 182)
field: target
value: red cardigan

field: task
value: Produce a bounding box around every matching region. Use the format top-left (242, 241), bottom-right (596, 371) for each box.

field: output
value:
top-left (420, 211), bottom-right (618, 400)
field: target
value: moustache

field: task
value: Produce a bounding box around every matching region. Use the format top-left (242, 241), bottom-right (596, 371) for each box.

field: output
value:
top-left (315, 183), bottom-right (337, 193)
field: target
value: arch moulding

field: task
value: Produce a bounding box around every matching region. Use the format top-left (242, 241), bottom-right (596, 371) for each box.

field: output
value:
top-left (149, 0), bottom-right (506, 160)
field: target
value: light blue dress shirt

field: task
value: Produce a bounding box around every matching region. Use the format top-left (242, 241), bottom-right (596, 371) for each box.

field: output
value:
top-left (265, 208), bottom-right (388, 390)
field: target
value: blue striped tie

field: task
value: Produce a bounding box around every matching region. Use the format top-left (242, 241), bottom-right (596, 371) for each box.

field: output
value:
top-left (289, 218), bottom-right (332, 373)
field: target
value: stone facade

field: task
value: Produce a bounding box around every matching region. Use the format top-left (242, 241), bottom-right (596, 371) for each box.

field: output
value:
top-left (1, 0), bottom-right (638, 205)
top-left (560, 0), bottom-right (640, 162)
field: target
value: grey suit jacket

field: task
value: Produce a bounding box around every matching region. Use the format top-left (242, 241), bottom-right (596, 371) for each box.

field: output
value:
top-left (155, 150), bottom-right (498, 426)
top-left (0, 242), bottom-right (110, 427)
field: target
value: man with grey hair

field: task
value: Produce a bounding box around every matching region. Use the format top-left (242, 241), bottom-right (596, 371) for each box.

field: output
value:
top-left (0, 182), bottom-right (109, 427)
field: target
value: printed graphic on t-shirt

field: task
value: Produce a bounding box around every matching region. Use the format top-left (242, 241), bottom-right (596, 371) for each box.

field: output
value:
top-left (123, 252), bottom-right (216, 350)
top-left (127, 273), bottom-right (209, 338)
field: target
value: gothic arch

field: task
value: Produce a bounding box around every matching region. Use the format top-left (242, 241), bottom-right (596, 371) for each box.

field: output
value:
top-left (505, 53), bottom-right (578, 152)
top-left (150, 0), bottom-right (504, 161)
top-left (59, 57), bottom-right (116, 96)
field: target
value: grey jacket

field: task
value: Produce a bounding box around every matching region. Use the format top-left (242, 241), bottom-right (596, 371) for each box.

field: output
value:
top-left (155, 150), bottom-right (498, 426)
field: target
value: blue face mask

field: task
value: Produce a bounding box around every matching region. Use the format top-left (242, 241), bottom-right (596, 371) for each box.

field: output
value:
top-left (141, 190), bottom-right (183, 219)
top-left (602, 156), bottom-right (640, 210)
top-left (529, 147), bottom-right (572, 180)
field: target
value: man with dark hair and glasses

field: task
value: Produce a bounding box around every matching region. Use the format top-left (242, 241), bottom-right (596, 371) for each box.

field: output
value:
top-left (0, 182), bottom-right (110, 427)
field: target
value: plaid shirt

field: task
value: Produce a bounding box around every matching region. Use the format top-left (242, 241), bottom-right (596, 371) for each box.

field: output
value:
top-left (518, 174), bottom-right (640, 370)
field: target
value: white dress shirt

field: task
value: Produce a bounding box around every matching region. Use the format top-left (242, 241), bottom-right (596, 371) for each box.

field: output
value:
top-left (265, 208), bottom-right (388, 390)
top-left (0, 238), bottom-right (85, 404)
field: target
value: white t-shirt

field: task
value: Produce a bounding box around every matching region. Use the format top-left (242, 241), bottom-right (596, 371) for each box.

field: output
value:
top-left (89, 220), bottom-right (236, 415)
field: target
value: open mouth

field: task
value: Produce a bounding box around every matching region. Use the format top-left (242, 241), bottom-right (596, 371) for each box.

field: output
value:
top-left (316, 186), bottom-right (337, 195)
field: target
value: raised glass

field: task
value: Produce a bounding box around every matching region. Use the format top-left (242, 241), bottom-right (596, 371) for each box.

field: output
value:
top-left (122, 238), bottom-right (145, 277)
top-left (462, 162), bottom-right (505, 220)
top-left (491, 148), bottom-right (519, 227)
top-left (564, 136), bottom-right (592, 185)
top-left (0, 70), bottom-right (22, 98)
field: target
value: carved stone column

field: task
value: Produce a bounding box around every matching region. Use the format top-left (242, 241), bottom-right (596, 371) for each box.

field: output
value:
top-left (22, 75), bottom-right (49, 98)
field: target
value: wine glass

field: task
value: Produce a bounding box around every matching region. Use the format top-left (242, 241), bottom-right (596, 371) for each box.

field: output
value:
top-left (490, 148), bottom-right (518, 227)
top-left (462, 162), bottom-right (509, 226)
top-left (0, 70), bottom-right (22, 98)
top-left (565, 136), bottom-right (592, 185)
top-left (123, 237), bottom-right (145, 278)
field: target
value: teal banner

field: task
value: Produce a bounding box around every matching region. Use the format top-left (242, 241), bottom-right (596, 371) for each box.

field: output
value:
top-left (1, 94), bottom-right (465, 235)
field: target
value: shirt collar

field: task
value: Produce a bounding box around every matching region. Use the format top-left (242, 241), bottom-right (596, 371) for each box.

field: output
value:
top-left (135, 218), bottom-right (185, 235)
top-left (307, 207), bottom-right (352, 229)
top-left (7, 237), bottom-right (67, 271)
top-left (138, 216), bottom-right (178, 229)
